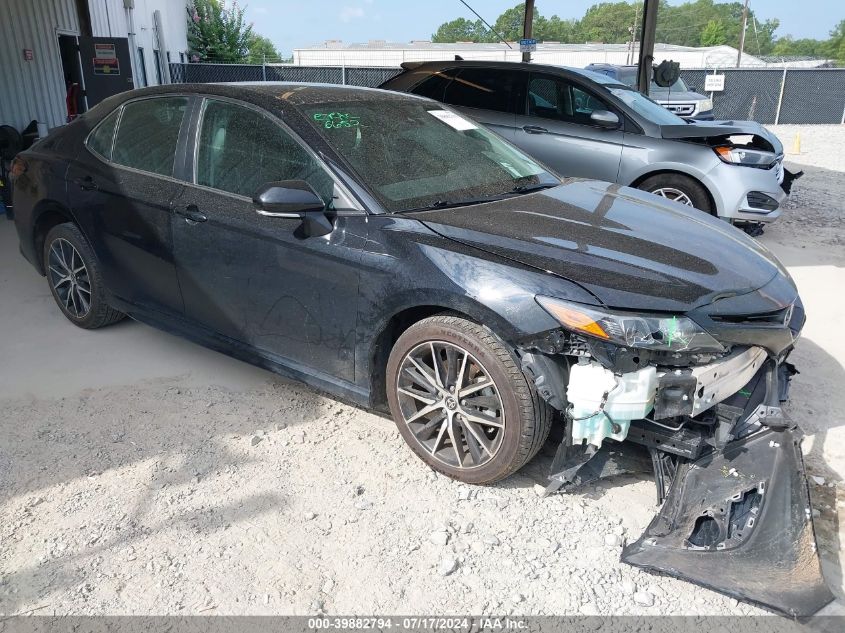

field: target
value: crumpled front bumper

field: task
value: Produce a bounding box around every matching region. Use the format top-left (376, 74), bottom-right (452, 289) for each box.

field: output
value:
top-left (622, 424), bottom-right (834, 618)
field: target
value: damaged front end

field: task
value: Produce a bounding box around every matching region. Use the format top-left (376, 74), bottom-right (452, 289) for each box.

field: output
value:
top-left (519, 294), bottom-right (833, 617)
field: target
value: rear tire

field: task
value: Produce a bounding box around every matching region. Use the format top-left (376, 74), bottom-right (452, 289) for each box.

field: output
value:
top-left (638, 173), bottom-right (714, 214)
top-left (386, 315), bottom-right (552, 485)
top-left (43, 223), bottom-right (125, 329)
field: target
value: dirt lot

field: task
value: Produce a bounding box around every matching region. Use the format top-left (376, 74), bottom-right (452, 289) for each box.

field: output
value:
top-left (1, 125), bottom-right (843, 617)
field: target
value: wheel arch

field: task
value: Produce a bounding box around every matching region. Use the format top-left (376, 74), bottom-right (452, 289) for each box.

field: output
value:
top-left (366, 297), bottom-right (518, 411)
top-left (628, 169), bottom-right (717, 215)
top-left (30, 201), bottom-right (79, 275)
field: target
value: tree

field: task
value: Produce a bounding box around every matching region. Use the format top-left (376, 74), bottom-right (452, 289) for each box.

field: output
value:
top-left (187, 0), bottom-right (254, 63)
top-left (826, 20), bottom-right (845, 65)
top-left (246, 34), bottom-right (281, 63)
top-left (428, 1), bottom-right (841, 63)
top-left (432, 17), bottom-right (490, 43)
top-left (772, 36), bottom-right (824, 58)
top-left (578, 2), bottom-right (638, 44)
top-left (539, 16), bottom-right (580, 43)
top-left (700, 19), bottom-right (727, 46)
top-left (492, 3), bottom-right (546, 41)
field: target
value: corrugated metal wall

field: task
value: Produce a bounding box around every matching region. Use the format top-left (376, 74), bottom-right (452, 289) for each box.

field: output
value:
top-left (0, 0), bottom-right (81, 131)
top-left (89, 0), bottom-right (128, 38)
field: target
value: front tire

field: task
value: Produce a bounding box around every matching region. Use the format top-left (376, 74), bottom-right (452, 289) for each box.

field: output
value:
top-left (43, 223), bottom-right (125, 329)
top-left (637, 173), bottom-right (714, 214)
top-left (386, 315), bottom-right (552, 485)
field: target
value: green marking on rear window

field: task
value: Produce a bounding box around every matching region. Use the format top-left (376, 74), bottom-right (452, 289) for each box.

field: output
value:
top-left (313, 112), bottom-right (360, 129)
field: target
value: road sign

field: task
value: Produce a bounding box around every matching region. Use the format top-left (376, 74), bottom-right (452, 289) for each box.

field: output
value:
top-left (519, 38), bottom-right (537, 53)
top-left (704, 74), bottom-right (725, 92)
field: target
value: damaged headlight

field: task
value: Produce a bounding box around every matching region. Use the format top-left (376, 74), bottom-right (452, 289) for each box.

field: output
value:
top-left (713, 145), bottom-right (777, 168)
top-left (536, 296), bottom-right (724, 353)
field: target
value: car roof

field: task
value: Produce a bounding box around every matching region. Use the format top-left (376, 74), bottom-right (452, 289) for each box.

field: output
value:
top-left (112, 81), bottom-right (423, 114)
top-left (398, 60), bottom-right (628, 89)
top-left (586, 63), bottom-right (637, 70)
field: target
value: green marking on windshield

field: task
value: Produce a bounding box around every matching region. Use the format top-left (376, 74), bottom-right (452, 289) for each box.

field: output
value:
top-left (739, 389), bottom-right (752, 397)
top-left (313, 112), bottom-right (360, 129)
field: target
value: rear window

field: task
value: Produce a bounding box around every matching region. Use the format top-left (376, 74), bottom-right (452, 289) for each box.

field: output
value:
top-left (411, 69), bottom-right (457, 101)
top-left (112, 97), bottom-right (188, 177)
top-left (412, 67), bottom-right (523, 114)
top-left (86, 108), bottom-right (120, 160)
top-left (443, 68), bottom-right (521, 113)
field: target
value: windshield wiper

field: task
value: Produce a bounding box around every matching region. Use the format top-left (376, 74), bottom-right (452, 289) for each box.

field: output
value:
top-left (398, 198), bottom-right (502, 213)
top-left (510, 182), bottom-right (559, 194)
top-left (398, 183), bottom-right (560, 214)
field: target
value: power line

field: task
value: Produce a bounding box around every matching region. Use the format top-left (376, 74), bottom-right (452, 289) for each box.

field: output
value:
top-left (457, 0), bottom-right (512, 48)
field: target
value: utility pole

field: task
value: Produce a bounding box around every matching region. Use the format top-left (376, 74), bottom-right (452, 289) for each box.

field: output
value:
top-left (637, 0), bottom-right (659, 95)
top-left (627, 4), bottom-right (640, 65)
top-left (522, 0), bottom-right (535, 63)
top-left (737, 0), bottom-right (749, 68)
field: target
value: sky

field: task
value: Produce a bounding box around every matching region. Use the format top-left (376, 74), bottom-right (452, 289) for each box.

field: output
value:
top-left (243, 1), bottom-right (843, 54)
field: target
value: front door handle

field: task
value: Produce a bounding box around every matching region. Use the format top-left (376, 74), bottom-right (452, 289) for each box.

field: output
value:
top-left (73, 175), bottom-right (98, 191)
top-left (175, 205), bottom-right (207, 223)
top-left (522, 125), bottom-right (549, 134)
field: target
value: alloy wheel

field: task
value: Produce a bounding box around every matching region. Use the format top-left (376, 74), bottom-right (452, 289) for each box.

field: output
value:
top-left (47, 238), bottom-right (92, 319)
top-left (396, 340), bottom-right (505, 470)
top-left (651, 187), bottom-right (693, 206)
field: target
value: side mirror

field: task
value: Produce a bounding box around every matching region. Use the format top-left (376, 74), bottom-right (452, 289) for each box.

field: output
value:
top-left (253, 180), bottom-right (326, 216)
top-left (590, 110), bottom-right (620, 129)
top-left (253, 180), bottom-right (333, 237)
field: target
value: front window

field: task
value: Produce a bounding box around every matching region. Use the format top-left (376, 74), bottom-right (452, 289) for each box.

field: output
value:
top-left (195, 99), bottom-right (334, 202)
top-left (608, 87), bottom-right (686, 126)
top-left (528, 75), bottom-right (613, 124)
top-left (302, 99), bottom-right (558, 213)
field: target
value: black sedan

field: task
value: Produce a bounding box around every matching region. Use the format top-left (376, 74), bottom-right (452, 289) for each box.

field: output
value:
top-left (9, 83), bottom-right (830, 615)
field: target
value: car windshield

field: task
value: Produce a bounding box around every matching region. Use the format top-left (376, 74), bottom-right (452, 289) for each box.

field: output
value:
top-left (615, 68), bottom-right (688, 92)
top-left (301, 99), bottom-right (558, 213)
top-left (608, 86), bottom-right (687, 125)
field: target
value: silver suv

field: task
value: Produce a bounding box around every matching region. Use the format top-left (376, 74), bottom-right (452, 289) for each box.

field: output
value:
top-left (381, 61), bottom-right (798, 228)
top-left (585, 63), bottom-right (714, 121)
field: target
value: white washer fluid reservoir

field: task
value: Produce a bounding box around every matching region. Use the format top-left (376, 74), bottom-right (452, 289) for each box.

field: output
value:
top-left (566, 361), bottom-right (658, 447)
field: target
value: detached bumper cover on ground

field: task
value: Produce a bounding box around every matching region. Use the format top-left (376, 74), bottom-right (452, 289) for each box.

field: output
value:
top-left (623, 424), bottom-right (833, 617)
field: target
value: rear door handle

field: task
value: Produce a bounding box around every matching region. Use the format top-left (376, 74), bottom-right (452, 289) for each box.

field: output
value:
top-left (175, 204), bottom-right (207, 223)
top-left (522, 125), bottom-right (549, 135)
top-left (73, 175), bottom-right (98, 190)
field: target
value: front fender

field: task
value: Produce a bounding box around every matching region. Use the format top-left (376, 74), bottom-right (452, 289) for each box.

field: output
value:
top-left (619, 140), bottom-right (726, 216)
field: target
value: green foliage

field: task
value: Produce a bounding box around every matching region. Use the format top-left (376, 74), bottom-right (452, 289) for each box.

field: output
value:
top-left (187, 0), bottom-right (261, 63)
top-left (492, 3), bottom-right (540, 41)
top-left (538, 16), bottom-right (580, 43)
top-left (429, 0), bottom-right (839, 64)
top-left (700, 19), bottom-right (727, 46)
top-left (245, 34), bottom-right (281, 63)
top-left (827, 20), bottom-right (845, 64)
top-left (432, 17), bottom-right (492, 43)
top-left (578, 2), bottom-right (638, 44)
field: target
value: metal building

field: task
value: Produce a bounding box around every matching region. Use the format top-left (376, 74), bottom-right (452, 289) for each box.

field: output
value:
top-left (0, 0), bottom-right (188, 133)
top-left (291, 41), bottom-right (828, 70)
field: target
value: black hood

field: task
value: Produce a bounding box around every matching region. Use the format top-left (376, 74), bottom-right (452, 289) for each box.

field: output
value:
top-left (414, 179), bottom-right (788, 313)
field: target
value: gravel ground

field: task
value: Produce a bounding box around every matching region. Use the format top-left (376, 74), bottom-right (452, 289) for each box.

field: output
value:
top-left (0, 125), bottom-right (843, 617)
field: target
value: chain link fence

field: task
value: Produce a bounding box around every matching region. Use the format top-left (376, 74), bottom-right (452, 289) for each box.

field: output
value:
top-left (170, 63), bottom-right (401, 88)
top-left (169, 63), bottom-right (845, 125)
top-left (681, 69), bottom-right (845, 124)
